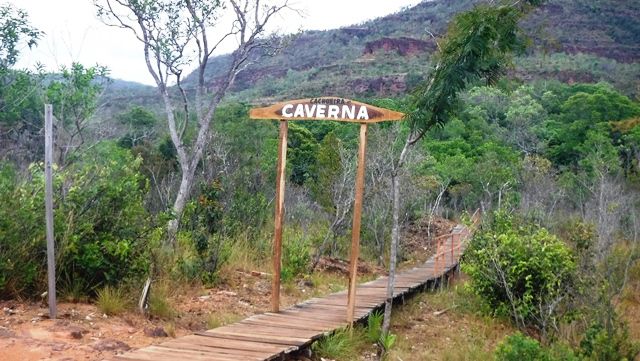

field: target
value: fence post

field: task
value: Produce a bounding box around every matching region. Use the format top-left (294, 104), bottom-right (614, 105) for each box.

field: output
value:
top-left (44, 104), bottom-right (57, 319)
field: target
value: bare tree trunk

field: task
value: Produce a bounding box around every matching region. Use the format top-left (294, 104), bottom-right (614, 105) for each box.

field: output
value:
top-left (167, 164), bottom-right (196, 238)
top-left (382, 136), bottom-right (411, 335)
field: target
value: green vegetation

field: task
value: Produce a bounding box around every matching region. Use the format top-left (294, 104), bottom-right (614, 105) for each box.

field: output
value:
top-left (96, 286), bottom-right (129, 316)
top-left (463, 213), bottom-right (576, 335)
top-left (312, 327), bottom-right (369, 360)
top-left (147, 285), bottom-right (176, 320)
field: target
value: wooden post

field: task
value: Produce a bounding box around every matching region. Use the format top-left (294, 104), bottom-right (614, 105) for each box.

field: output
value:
top-left (451, 233), bottom-right (455, 265)
top-left (44, 104), bottom-right (57, 319)
top-left (272, 120), bottom-right (288, 313)
top-left (347, 123), bottom-right (368, 324)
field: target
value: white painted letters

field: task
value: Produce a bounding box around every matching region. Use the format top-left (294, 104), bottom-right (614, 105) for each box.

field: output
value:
top-left (357, 106), bottom-right (369, 120)
top-left (316, 104), bottom-right (326, 118)
top-left (328, 105), bottom-right (340, 119)
top-left (304, 104), bottom-right (316, 117)
top-left (282, 104), bottom-right (294, 118)
top-left (342, 105), bottom-right (355, 119)
top-left (280, 102), bottom-right (372, 121)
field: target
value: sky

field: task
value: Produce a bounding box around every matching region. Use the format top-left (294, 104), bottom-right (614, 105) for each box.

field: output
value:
top-left (8, 0), bottom-right (421, 85)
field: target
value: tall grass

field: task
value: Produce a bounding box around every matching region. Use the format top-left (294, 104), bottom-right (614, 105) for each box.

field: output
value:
top-left (312, 327), bottom-right (368, 360)
top-left (96, 286), bottom-right (128, 316)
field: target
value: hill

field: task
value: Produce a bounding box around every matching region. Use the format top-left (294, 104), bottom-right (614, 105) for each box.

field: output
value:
top-left (187, 0), bottom-right (640, 103)
top-left (100, 0), bottom-right (640, 115)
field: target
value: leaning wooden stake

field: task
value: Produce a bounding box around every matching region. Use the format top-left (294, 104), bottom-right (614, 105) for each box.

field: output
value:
top-left (44, 104), bottom-right (57, 319)
top-left (347, 123), bottom-right (368, 324)
top-left (272, 120), bottom-right (288, 313)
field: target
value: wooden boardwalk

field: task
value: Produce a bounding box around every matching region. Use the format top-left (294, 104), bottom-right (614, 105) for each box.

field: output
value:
top-left (115, 225), bottom-right (471, 361)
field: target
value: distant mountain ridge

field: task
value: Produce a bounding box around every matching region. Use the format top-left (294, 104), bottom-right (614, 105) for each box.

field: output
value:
top-left (102, 0), bottom-right (640, 114)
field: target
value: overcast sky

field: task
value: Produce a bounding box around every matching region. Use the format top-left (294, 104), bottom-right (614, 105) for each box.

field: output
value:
top-left (8, 0), bottom-right (421, 85)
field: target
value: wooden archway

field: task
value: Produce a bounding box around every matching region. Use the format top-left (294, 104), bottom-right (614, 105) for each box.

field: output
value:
top-left (250, 97), bottom-right (405, 323)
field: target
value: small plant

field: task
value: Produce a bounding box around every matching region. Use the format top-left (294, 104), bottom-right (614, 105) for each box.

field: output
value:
top-left (61, 277), bottom-right (90, 303)
top-left (580, 322), bottom-right (640, 361)
top-left (379, 332), bottom-right (397, 353)
top-left (164, 322), bottom-right (176, 337)
top-left (312, 327), bottom-right (366, 360)
top-left (366, 311), bottom-right (383, 343)
top-left (96, 286), bottom-right (128, 316)
top-left (206, 312), bottom-right (242, 329)
top-left (148, 286), bottom-right (176, 320)
top-left (281, 237), bottom-right (311, 283)
top-left (494, 333), bottom-right (547, 361)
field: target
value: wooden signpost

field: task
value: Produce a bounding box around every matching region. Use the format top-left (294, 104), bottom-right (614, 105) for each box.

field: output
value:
top-left (250, 97), bottom-right (404, 322)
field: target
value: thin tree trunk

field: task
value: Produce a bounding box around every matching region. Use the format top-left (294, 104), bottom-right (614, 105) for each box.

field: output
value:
top-left (167, 164), bottom-right (196, 239)
top-left (382, 136), bottom-right (411, 334)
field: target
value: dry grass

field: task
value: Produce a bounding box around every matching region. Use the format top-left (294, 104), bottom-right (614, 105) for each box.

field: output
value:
top-left (206, 311), bottom-right (243, 329)
top-left (387, 278), bottom-right (515, 361)
top-left (148, 283), bottom-right (177, 320)
top-left (217, 236), bottom-right (269, 287)
top-left (96, 286), bottom-right (129, 316)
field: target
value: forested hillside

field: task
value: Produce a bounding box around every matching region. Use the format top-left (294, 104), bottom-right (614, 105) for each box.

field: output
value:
top-left (186, 0), bottom-right (640, 101)
top-left (97, 0), bottom-right (640, 116)
top-left (1, 0), bottom-right (640, 360)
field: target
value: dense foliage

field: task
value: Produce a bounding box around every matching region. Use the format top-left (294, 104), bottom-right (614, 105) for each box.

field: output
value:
top-left (0, 143), bottom-right (151, 298)
top-left (463, 213), bottom-right (576, 335)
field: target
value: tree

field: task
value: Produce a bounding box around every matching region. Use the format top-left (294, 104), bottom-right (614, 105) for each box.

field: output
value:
top-left (0, 4), bottom-right (41, 70)
top-left (381, 0), bottom-right (545, 336)
top-left (0, 4), bottom-right (44, 166)
top-left (46, 63), bottom-right (110, 166)
top-left (94, 0), bottom-right (291, 239)
top-left (310, 132), bottom-right (355, 268)
top-left (117, 105), bottom-right (158, 148)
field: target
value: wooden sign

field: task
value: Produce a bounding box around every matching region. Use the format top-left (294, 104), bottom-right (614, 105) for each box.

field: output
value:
top-left (249, 97), bottom-right (405, 123)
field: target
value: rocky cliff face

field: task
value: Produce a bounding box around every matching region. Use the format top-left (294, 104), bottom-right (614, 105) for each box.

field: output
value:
top-left (363, 37), bottom-right (436, 57)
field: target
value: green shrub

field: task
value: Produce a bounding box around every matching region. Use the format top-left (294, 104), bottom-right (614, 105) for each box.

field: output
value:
top-left (55, 143), bottom-right (151, 294)
top-left (379, 332), bottom-right (397, 353)
top-left (366, 311), bottom-right (383, 343)
top-left (494, 333), bottom-right (548, 361)
top-left (0, 164), bottom-right (46, 298)
top-left (580, 322), bottom-right (640, 361)
top-left (281, 235), bottom-right (311, 283)
top-left (0, 143), bottom-right (151, 299)
top-left (96, 286), bottom-right (128, 316)
top-left (462, 212), bottom-right (576, 335)
top-left (312, 327), bottom-right (366, 360)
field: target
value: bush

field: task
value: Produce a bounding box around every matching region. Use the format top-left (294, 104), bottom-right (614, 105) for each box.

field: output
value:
top-left (0, 143), bottom-right (152, 299)
top-left (148, 285), bottom-right (176, 320)
top-left (580, 322), bottom-right (640, 361)
top-left (494, 333), bottom-right (547, 361)
top-left (462, 212), bottom-right (576, 336)
top-left (312, 327), bottom-right (366, 360)
top-left (55, 143), bottom-right (151, 294)
top-left (281, 235), bottom-right (311, 283)
top-left (0, 164), bottom-right (46, 298)
top-left (366, 311), bottom-right (383, 343)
